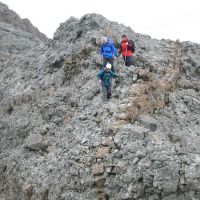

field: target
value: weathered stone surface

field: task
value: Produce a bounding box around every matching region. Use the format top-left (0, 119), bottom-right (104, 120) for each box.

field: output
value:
top-left (138, 114), bottom-right (158, 131)
top-left (138, 68), bottom-right (154, 81)
top-left (93, 163), bottom-right (104, 175)
top-left (96, 147), bottom-right (111, 158)
top-left (0, 3), bottom-right (200, 200)
top-left (101, 137), bottom-right (113, 146)
top-left (23, 133), bottom-right (49, 151)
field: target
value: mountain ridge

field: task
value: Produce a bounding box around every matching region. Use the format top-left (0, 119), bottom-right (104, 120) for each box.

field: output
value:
top-left (0, 1), bottom-right (48, 41)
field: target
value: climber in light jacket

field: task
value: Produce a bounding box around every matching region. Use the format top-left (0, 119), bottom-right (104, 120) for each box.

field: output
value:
top-left (100, 37), bottom-right (118, 71)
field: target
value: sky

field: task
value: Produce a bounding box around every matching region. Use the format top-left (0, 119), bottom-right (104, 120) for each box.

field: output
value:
top-left (2, 0), bottom-right (200, 44)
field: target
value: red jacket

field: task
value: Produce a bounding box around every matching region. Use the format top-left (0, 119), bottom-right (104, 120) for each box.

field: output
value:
top-left (120, 38), bottom-right (133, 57)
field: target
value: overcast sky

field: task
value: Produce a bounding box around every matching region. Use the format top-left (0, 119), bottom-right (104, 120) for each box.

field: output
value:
top-left (2, 0), bottom-right (200, 44)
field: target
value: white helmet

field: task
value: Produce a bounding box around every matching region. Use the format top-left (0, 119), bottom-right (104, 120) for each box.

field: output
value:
top-left (106, 63), bottom-right (112, 70)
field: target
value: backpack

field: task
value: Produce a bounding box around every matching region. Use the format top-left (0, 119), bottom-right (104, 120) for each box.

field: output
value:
top-left (128, 40), bottom-right (135, 53)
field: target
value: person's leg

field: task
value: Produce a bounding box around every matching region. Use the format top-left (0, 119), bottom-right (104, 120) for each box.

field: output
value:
top-left (125, 56), bottom-right (131, 67)
top-left (123, 56), bottom-right (125, 63)
top-left (123, 56), bottom-right (128, 67)
top-left (107, 84), bottom-right (112, 99)
top-left (110, 58), bottom-right (114, 71)
top-left (126, 56), bottom-right (134, 67)
top-left (102, 57), bottom-right (108, 69)
top-left (102, 85), bottom-right (108, 101)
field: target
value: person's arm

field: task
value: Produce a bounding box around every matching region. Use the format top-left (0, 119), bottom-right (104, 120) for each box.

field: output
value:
top-left (97, 70), bottom-right (104, 80)
top-left (100, 45), bottom-right (103, 55)
top-left (110, 71), bottom-right (119, 78)
top-left (118, 50), bottom-right (122, 57)
top-left (111, 43), bottom-right (118, 57)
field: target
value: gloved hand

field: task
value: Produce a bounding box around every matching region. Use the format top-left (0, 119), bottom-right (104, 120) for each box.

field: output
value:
top-left (116, 53), bottom-right (120, 58)
top-left (98, 79), bottom-right (102, 84)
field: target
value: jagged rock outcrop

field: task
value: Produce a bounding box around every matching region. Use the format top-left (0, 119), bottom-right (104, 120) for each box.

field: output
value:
top-left (0, 9), bottom-right (200, 200)
top-left (0, 1), bottom-right (47, 41)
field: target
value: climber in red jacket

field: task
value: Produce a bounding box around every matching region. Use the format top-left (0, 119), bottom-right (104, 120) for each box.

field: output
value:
top-left (118, 35), bottom-right (135, 67)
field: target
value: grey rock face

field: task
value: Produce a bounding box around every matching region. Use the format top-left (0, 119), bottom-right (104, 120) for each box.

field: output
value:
top-left (0, 2), bottom-right (47, 41)
top-left (138, 114), bottom-right (158, 131)
top-left (23, 133), bottom-right (49, 151)
top-left (0, 6), bottom-right (200, 200)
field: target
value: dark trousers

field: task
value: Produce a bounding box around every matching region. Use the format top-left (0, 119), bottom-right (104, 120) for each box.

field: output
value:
top-left (123, 56), bottom-right (134, 67)
top-left (102, 84), bottom-right (111, 101)
top-left (103, 57), bottom-right (114, 71)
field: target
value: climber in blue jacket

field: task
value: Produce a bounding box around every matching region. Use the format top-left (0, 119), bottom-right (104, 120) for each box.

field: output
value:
top-left (97, 63), bottom-right (119, 101)
top-left (100, 37), bottom-right (118, 71)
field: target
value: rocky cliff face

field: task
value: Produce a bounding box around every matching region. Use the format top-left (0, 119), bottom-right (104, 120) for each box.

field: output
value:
top-left (0, 2), bottom-right (47, 42)
top-left (0, 9), bottom-right (200, 200)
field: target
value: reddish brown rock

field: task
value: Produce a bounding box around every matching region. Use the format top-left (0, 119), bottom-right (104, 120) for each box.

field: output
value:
top-left (95, 176), bottom-right (107, 187)
top-left (101, 137), bottom-right (113, 146)
top-left (93, 163), bottom-right (104, 175)
top-left (138, 68), bottom-right (154, 81)
top-left (96, 147), bottom-right (111, 158)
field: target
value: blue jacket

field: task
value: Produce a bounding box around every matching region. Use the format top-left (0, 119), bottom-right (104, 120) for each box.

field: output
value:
top-left (100, 40), bottom-right (117, 59)
top-left (97, 69), bottom-right (119, 87)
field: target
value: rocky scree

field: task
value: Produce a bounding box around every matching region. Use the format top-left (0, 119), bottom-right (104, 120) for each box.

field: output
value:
top-left (0, 11), bottom-right (200, 200)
